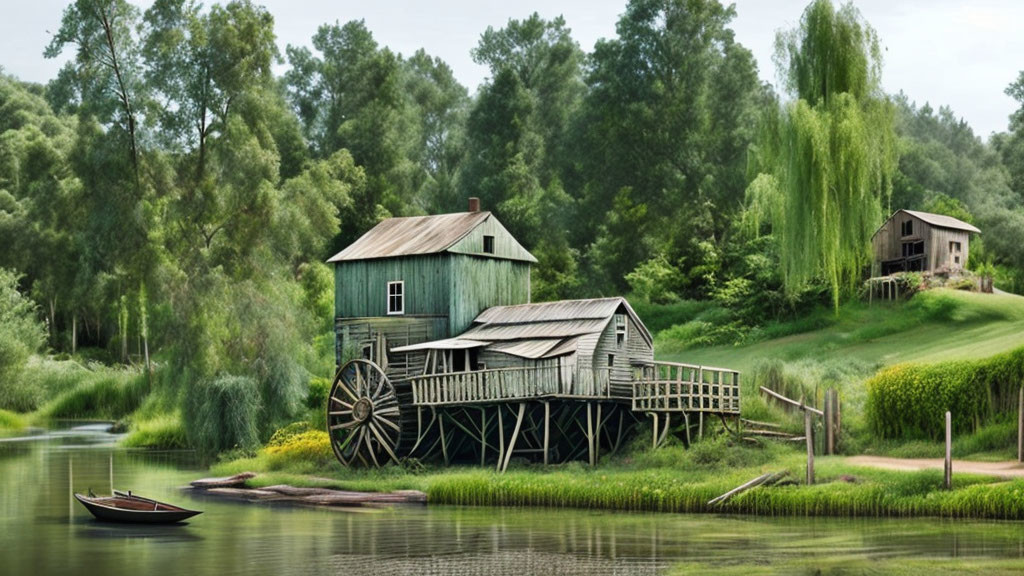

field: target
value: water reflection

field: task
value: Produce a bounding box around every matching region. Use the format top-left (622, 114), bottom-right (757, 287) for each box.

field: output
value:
top-left (2, 426), bottom-right (1024, 575)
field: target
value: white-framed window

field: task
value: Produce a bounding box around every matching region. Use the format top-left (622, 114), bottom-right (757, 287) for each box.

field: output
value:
top-left (387, 281), bottom-right (404, 315)
top-left (615, 314), bottom-right (627, 348)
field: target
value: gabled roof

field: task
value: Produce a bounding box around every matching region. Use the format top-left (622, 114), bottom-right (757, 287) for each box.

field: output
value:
top-left (876, 209), bottom-right (981, 236)
top-left (326, 211), bottom-right (536, 263)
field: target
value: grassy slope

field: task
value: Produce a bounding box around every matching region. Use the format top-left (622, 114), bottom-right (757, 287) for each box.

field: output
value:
top-left (667, 290), bottom-right (1024, 377)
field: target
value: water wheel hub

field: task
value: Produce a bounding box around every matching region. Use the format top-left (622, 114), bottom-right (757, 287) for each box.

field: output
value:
top-left (352, 397), bottom-right (374, 423)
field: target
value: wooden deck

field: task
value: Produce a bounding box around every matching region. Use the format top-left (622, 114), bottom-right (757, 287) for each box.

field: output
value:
top-left (631, 361), bottom-right (741, 415)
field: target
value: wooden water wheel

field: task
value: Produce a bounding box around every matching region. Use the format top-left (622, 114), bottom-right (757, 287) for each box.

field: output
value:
top-left (327, 359), bottom-right (407, 467)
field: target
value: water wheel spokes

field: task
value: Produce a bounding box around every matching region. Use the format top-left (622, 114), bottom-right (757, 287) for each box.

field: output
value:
top-left (327, 359), bottom-right (402, 467)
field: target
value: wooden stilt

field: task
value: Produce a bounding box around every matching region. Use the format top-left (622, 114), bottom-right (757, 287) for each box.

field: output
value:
top-left (587, 403), bottom-right (595, 467)
top-left (501, 403), bottom-right (526, 473)
top-left (481, 409), bottom-right (488, 467)
top-left (698, 411), bottom-right (703, 440)
top-left (651, 413), bottom-right (659, 450)
top-left (439, 412), bottom-right (449, 466)
top-left (543, 401), bottom-right (550, 466)
top-left (824, 389), bottom-right (833, 455)
top-left (594, 403), bottom-right (602, 464)
top-left (497, 406), bottom-right (505, 472)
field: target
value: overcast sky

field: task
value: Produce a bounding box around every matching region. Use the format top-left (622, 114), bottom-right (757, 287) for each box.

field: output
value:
top-left (4, 0), bottom-right (1022, 138)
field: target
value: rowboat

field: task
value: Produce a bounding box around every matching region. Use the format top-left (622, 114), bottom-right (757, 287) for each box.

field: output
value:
top-left (74, 490), bottom-right (202, 524)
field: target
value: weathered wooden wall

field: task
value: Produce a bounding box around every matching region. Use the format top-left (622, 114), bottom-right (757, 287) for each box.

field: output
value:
top-left (335, 255), bottom-right (452, 320)
top-left (593, 313), bottom-right (653, 398)
top-left (929, 227), bottom-right (971, 271)
top-left (872, 213), bottom-right (972, 275)
top-left (447, 216), bottom-right (536, 262)
top-left (448, 255), bottom-right (532, 335)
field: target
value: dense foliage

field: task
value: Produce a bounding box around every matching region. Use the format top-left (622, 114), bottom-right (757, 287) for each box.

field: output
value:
top-left (3, 0), bottom-right (1024, 451)
top-left (866, 346), bottom-right (1024, 440)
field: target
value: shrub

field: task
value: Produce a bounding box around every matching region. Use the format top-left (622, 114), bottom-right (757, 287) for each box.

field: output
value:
top-left (185, 375), bottom-right (261, 454)
top-left (122, 412), bottom-right (187, 449)
top-left (866, 346), bottom-right (1024, 440)
top-left (263, 429), bottom-right (332, 469)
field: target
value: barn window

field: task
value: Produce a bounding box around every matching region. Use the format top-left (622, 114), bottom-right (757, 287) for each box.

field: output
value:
top-left (950, 241), bottom-right (961, 253)
top-left (901, 220), bottom-right (913, 237)
top-left (483, 235), bottom-right (495, 254)
top-left (901, 241), bottom-right (924, 258)
top-left (615, 314), bottom-right (627, 347)
top-left (387, 281), bottom-right (404, 315)
top-left (607, 354), bottom-right (615, 367)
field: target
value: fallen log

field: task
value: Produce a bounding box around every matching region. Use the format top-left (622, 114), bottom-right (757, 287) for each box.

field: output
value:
top-left (188, 476), bottom-right (427, 508)
top-left (190, 472), bottom-right (256, 488)
top-left (707, 471), bottom-right (788, 507)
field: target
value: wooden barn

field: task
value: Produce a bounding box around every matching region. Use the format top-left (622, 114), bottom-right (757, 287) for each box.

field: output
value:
top-left (325, 200), bottom-right (741, 470)
top-left (871, 209), bottom-right (980, 276)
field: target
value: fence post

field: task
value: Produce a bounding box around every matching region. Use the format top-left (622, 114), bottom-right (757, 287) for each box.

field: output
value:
top-left (805, 410), bottom-right (814, 485)
top-left (1018, 387), bottom-right (1023, 463)
top-left (944, 411), bottom-right (952, 490)
top-left (825, 389), bottom-right (834, 456)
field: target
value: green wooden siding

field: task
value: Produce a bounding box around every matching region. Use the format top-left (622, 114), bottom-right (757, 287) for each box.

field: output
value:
top-left (448, 255), bottom-right (532, 335)
top-left (447, 215), bottom-right (536, 262)
top-left (334, 255), bottom-right (452, 320)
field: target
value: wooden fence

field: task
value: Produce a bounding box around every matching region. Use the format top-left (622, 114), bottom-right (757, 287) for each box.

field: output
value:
top-left (409, 366), bottom-right (613, 406)
top-left (631, 361), bottom-right (741, 415)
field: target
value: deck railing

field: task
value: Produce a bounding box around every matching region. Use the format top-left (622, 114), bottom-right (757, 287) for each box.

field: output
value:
top-left (408, 366), bottom-right (612, 406)
top-left (631, 361), bottom-right (741, 415)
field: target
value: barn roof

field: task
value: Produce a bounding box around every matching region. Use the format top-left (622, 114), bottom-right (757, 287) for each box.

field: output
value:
top-left (392, 297), bottom-right (653, 361)
top-left (876, 210), bottom-right (981, 236)
top-left (326, 211), bottom-right (536, 263)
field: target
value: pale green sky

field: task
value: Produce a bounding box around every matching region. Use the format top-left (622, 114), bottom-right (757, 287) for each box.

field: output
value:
top-left (5, 0), bottom-right (1022, 138)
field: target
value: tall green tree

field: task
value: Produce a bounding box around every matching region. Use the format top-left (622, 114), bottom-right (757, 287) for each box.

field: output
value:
top-left (747, 0), bottom-right (898, 309)
top-left (576, 0), bottom-right (761, 296)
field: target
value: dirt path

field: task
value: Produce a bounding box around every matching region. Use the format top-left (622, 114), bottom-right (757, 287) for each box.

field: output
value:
top-left (847, 455), bottom-right (1024, 478)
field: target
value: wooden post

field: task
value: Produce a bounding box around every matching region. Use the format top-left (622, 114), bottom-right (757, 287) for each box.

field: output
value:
top-left (496, 406), bottom-right (504, 472)
top-left (501, 403), bottom-right (526, 473)
top-left (944, 411), bottom-right (952, 490)
top-left (824, 389), bottom-right (833, 456)
top-left (1018, 387), bottom-right (1023, 463)
top-left (651, 413), bottom-right (659, 450)
top-left (804, 410), bottom-right (814, 485)
top-left (543, 401), bottom-right (550, 466)
top-left (587, 403), bottom-right (595, 467)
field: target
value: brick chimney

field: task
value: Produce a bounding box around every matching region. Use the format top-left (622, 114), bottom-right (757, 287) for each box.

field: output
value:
top-left (468, 197), bottom-right (480, 212)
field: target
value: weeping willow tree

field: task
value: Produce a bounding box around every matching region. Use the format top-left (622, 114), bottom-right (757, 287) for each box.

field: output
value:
top-left (746, 0), bottom-right (898, 310)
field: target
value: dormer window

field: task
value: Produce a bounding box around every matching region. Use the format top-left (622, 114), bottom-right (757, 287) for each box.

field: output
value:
top-left (387, 281), bottom-right (404, 315)
top-left (483, 235), bottom-right (495, 254)
top-left (901, 220), bottom-right (913, 237)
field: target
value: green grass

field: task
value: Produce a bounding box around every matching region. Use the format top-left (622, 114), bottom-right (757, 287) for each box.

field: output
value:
top-left (0, 408), bottom-right (25, 431)
top-left (212, 437), bottom-right (1024, 519)
top-left (122, 412), bottom-right (187, 449)
top-left (35, 366), bottom-right (148, 421)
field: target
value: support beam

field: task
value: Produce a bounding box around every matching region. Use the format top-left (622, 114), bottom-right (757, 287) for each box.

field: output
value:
top-left (587, 403), bottom-right (595, 467)
top-left (439, 411), bottom-right (449, 466)
top-left (543, 401), bottom-right (550, 466)
top-left (594, 403), bottom-right (602, 465)
top-left (497, 405), bottom-right (505, 473)
top-left (501, 403), bottom-right (527, 473)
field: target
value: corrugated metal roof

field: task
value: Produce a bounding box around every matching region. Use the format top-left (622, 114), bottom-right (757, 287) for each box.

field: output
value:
top-left (390, 338), bottom-right (490, 352)
top-left (543, 336), bottom-right (579, 358)
top-left (470, 297), bottom-right (653, 346)
top-left (462, 318), bottom-right (609, 341)
top-left (485, 339), bottom-right (562, 359)
top-left (901, 210), bottom-right (980, 234)
top-left (326, 211), bottom-right (536, 262)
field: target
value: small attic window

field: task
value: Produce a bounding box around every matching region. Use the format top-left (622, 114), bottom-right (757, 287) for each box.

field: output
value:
top-left (387, 281), bottom-right (404, 315)
top-left (615, 314), bottom-right (627, 347)
top-left (901, 220), bottom-right (913, 237)
top-left (607, 354), bottom-right (615, 367)
top-left (483, 235), bottom-right (495, 254)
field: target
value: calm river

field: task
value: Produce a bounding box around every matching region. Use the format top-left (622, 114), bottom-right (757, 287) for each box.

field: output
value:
top-left (3, 424), bottom-right (1024, 575)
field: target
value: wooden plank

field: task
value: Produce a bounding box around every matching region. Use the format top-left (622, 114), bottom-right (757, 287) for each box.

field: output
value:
top-left (501, 403), bottom-right (526, 473)
top-left (761, 386), bottom-right (825, 416)
top-left (707, 471), bottom-right (785, 506)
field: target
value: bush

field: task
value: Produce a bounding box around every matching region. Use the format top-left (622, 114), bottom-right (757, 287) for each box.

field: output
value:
top-left (122, 412), bottom-right (187, 449)
top-left (263, 429), bottom-right (333, 469)
top-left (866, 346), bottom-right (1024, 440)
top-left (185, 375), bottom-right (261, 454)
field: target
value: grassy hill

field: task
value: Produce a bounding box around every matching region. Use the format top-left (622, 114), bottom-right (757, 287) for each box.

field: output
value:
top-left (663, 289), bottom-right (1024, 376)
top-left (653, 289), bottom-right (1024, 456)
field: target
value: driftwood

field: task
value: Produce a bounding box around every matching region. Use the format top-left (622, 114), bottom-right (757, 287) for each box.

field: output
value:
top-left (707, 471), bottom-right (788, 506)
top-left (189, 472), bottom-right (256, 488)
top-left (740, 418), bottom-right (781, 429)
top-left (188, 476), bottom-right (427, 508)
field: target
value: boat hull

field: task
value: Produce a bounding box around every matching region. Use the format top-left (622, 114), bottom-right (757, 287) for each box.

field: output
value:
top-left (74, 493), bottom-right (202, 524)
